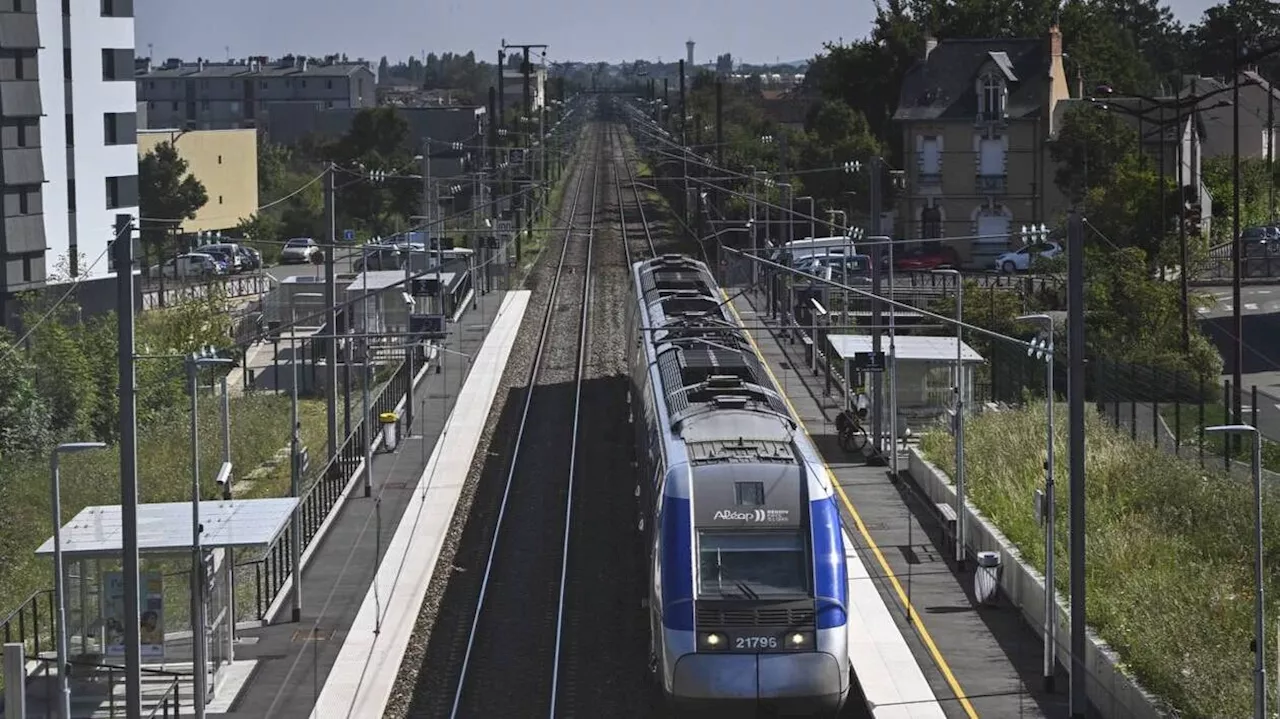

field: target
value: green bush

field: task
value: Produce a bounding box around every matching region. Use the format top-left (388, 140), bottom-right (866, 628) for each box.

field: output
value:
top-left (920, 402), bottom-right (1278, 718)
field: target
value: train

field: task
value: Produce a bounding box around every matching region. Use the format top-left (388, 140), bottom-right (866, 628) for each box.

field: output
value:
top-left (626, 253), bottom-right (851, 717)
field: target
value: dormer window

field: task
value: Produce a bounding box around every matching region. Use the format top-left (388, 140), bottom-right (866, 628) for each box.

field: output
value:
top-left (979, 73), bottom-right (1006, 120)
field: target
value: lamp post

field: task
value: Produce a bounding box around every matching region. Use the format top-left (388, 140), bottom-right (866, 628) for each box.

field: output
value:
top-left (1018, 313), bottom-right (1056, 691)
top-left (51, 442), bottom-right (108, 719)
top-left (1204, 423), bottom-right (1265, 719)
top-left (933, 268), bottom-right (965, 567)
top-left (184, 348), bottom-right (233, 719)
top-left (796, 196), bottom-right (816, 239)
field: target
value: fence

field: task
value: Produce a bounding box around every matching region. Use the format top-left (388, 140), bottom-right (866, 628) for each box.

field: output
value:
top-left (141, 273), bottom-right (273, 311)
top-left (235, 355), bottom-right (412, 621)
top-left (1089, 357), bottom-right (1280, 475)
top-left (1189, 240), bottom-right (1280, 282)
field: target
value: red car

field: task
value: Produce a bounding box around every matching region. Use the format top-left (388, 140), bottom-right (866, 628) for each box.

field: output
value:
top-left (894, 245), bottom-right (959, 271)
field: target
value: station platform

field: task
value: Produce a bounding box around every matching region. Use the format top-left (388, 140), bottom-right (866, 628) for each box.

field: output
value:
top-left (206, 289), bottom-right (531, 719)
top-left (727, 287), bottom-right (1070, 719)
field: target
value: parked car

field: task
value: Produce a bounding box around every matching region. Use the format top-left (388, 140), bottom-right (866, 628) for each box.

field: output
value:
top-left (197, 243), bottom-right (248, 273)
top-left (196, 246), bottom-right (241, 273)
top-left (994, 241), bottom-right (1063, 273)
top-left (894, 245), bottom-right (959, 272)
top-left (796, 253), bottom-right (873, 285)
top-left (353, 244), bottom-right (404, 271)
top-left (280, 237), bottom-right (319, 264)
top-left (237, 246), bottom-right (263, 270)
top-left (148, 252), bottom-right (220, 279)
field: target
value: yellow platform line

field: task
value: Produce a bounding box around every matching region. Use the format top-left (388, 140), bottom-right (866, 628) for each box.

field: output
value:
top-left (724, 291), bottom-right (980, 719)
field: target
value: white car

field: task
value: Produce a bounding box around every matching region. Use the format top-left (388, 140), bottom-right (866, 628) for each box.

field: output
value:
top-left (994, 241), bottom-right (1063, 273)
top-left (149, 252), bottom-right (219, 279)
top-left (279, 237), bottom-right (319, 264)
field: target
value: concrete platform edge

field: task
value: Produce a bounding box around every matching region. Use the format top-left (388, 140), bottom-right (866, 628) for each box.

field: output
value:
top-left (306, 290), bottom-right (531, 718)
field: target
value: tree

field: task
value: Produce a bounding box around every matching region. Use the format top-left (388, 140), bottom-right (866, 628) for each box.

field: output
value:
top-left (1050, 103), bottom-right (1139, 202)
top-left (0, 332), bottom-right (50, 461)
top-left (139, 142), bottom-right (209, 266)
top-left (325, 107), bottom-right (419, 236)
top-left (795, 100), bottom-right (882, 206)
top-left (1083, 153), bottom-right (1182, 268)
top-left (1201, 156), bottom-right (1280, 241)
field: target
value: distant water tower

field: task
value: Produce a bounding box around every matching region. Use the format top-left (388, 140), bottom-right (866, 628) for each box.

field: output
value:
top-left (686, 39), bottom-right (695, 68)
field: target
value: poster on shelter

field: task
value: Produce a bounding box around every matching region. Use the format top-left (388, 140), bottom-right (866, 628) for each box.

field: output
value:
top-left (102, 571), bottom-right (165, 659)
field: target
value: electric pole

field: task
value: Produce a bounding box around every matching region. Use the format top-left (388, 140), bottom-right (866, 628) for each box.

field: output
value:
top-left (114, 213), bottom-right (143, 717)
top-left (323, 166), bottom-right (338, 461)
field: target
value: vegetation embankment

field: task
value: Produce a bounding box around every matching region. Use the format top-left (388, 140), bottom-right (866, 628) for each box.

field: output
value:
top-left (0, 293), bottom-right (328, 634)
top-left (920, 403), bottom-right (1279, 718)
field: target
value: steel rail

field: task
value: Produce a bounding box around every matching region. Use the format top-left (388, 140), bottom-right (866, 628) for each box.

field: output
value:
top-left (548, 119), bottom-right (602, 719)
top-left (614, 124), bottom-right (658, 262)
top-left (448, 122), bottom-right (599, 719)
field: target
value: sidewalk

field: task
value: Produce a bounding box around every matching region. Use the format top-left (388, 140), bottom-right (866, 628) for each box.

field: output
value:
top-left (208, 289), bottom-right (514, 718)
top-left (731, 287), bottom-right (1069, 719)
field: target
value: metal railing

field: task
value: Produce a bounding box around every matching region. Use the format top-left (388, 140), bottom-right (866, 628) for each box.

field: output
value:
top-left (0, 589), bottom-right (55, 668)
top-left (235, 356), bottom-right (412, 620)
top-left (18, 657), bottom-right (189, 719)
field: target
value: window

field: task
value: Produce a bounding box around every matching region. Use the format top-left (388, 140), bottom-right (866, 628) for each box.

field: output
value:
top-left (980, 73), bottom-right (1005, 120)
top-left (171, 101), bottom-right (178, 111)
top-left (100, 0), bottom-right (134, 17)
top-left (921, 206), bottom-right (942, 239)
top-left (103, 112), bottom-right (135, 145)
top-left (697, 532), bottom-right (808, 597)
top-left (217, 155), bottom-right (222, 164)
top-left (105, 174), bottom-right (138, 209)
top-left (979, 137), bottom-right (1005, 176)
top-left (101, 48), bottom-right (133, 81)
top-left (325, 80), bottom-right (333, 90)
top-left (920, 137), bottom-right (940, 175)
top-left (218, 195), bottom-right (223, 204)
top-left (22, 256), bottom-right (33, 283)
top-left (65, 114), bottom-right (73, 147)
top-left (67, 179), bottom-right (75, 212)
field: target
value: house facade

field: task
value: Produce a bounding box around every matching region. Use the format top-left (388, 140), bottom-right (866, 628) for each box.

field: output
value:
top-left (892, 26), bottom-right (1071, 268)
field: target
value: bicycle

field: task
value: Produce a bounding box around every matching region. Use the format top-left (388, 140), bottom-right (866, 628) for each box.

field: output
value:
top-left (835, 406), bottom-right (869, 452)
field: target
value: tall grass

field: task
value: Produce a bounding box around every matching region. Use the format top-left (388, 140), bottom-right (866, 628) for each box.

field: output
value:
top-left (920, 402), bottom-right (1280, 718)
top-left (0, 395), bottom-right (328, 635)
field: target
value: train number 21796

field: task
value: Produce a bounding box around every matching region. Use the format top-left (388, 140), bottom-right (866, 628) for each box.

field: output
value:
top-left (735, 635), bottom-right (778, 650)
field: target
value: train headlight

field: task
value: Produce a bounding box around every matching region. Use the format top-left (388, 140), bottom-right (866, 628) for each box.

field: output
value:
top-left (698, 632), bottom-right (727, 650)
top-left (787, 632), bottom-right (813, 648)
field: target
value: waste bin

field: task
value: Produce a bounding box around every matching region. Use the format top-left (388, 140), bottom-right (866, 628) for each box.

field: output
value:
top-left (974, 551), bottom-right (1001, 605)
top-left (380, 412), bottom-right (399, 451)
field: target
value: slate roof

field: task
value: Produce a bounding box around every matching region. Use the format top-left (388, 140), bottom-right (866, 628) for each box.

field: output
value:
top-left (140, 62), bottom-right (371, 80)
top-left (893, 38), bottom-right (1049, 122)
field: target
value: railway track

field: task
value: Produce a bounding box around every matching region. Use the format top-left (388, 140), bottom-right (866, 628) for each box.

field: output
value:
top-left (443, 124), bottom-right (601, 718)
top-left (613, 125), bottom-right (659, 264)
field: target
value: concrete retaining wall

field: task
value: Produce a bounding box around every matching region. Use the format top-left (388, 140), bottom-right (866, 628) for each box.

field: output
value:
top-left (906, 447), bottom-right (1172, 718)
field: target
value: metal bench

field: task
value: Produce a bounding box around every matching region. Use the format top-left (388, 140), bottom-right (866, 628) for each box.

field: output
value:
top-left (936, 502), bottom-right (958, 534)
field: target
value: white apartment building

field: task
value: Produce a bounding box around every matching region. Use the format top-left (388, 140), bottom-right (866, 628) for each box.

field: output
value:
top-left (37, 0), bottom-right (138, 278)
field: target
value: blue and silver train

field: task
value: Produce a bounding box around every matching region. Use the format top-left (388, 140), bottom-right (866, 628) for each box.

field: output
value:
top-left (626, 254), bottom-right (851, 717)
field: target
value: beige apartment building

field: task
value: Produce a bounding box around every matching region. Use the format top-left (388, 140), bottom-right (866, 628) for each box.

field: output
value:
top-left (136, 128), bottom-right (258, 233)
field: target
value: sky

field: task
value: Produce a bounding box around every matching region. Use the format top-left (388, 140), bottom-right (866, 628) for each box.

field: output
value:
top-left (136, 0), bottom-right (1223, 67)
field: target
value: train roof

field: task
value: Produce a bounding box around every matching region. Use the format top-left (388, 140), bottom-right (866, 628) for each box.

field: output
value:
top-left (634, 254), bottom-right (792, 434)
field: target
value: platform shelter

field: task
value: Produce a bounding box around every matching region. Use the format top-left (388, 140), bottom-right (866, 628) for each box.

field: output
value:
top-left (826, 333), bottom-right (985, 430)
top-left (29, 498), bottom-right (298, 715)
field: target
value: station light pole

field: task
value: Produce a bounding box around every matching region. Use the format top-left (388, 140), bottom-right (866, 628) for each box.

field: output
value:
top-left (51, 442), bottom-right (108, 719)
top-left (1205, 423), bottom-right (1265, 719)
top-left (1018, 313), bottom-right (1057, 691)
top-left (933, 267), bottom-right (965, 567)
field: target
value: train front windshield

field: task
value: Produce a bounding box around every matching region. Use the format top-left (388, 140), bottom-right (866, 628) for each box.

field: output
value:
top-left (697, 532), bottom-right (809, 598)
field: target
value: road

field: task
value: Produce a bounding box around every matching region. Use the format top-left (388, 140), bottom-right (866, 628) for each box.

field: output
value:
top-left (1193, 284), bottom-right (1280, 440)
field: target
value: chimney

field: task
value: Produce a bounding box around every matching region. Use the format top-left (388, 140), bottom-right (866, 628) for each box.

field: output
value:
top-left (1048, 24), bottom-right (1063, 59)
top-left (924, 35), bottom-right (938, 61)
top-left (301, 58), bottom-right (309, 72)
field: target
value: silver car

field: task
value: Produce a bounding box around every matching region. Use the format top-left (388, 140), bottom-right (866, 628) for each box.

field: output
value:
top-left (280, 237), bottom-right (318, 264)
